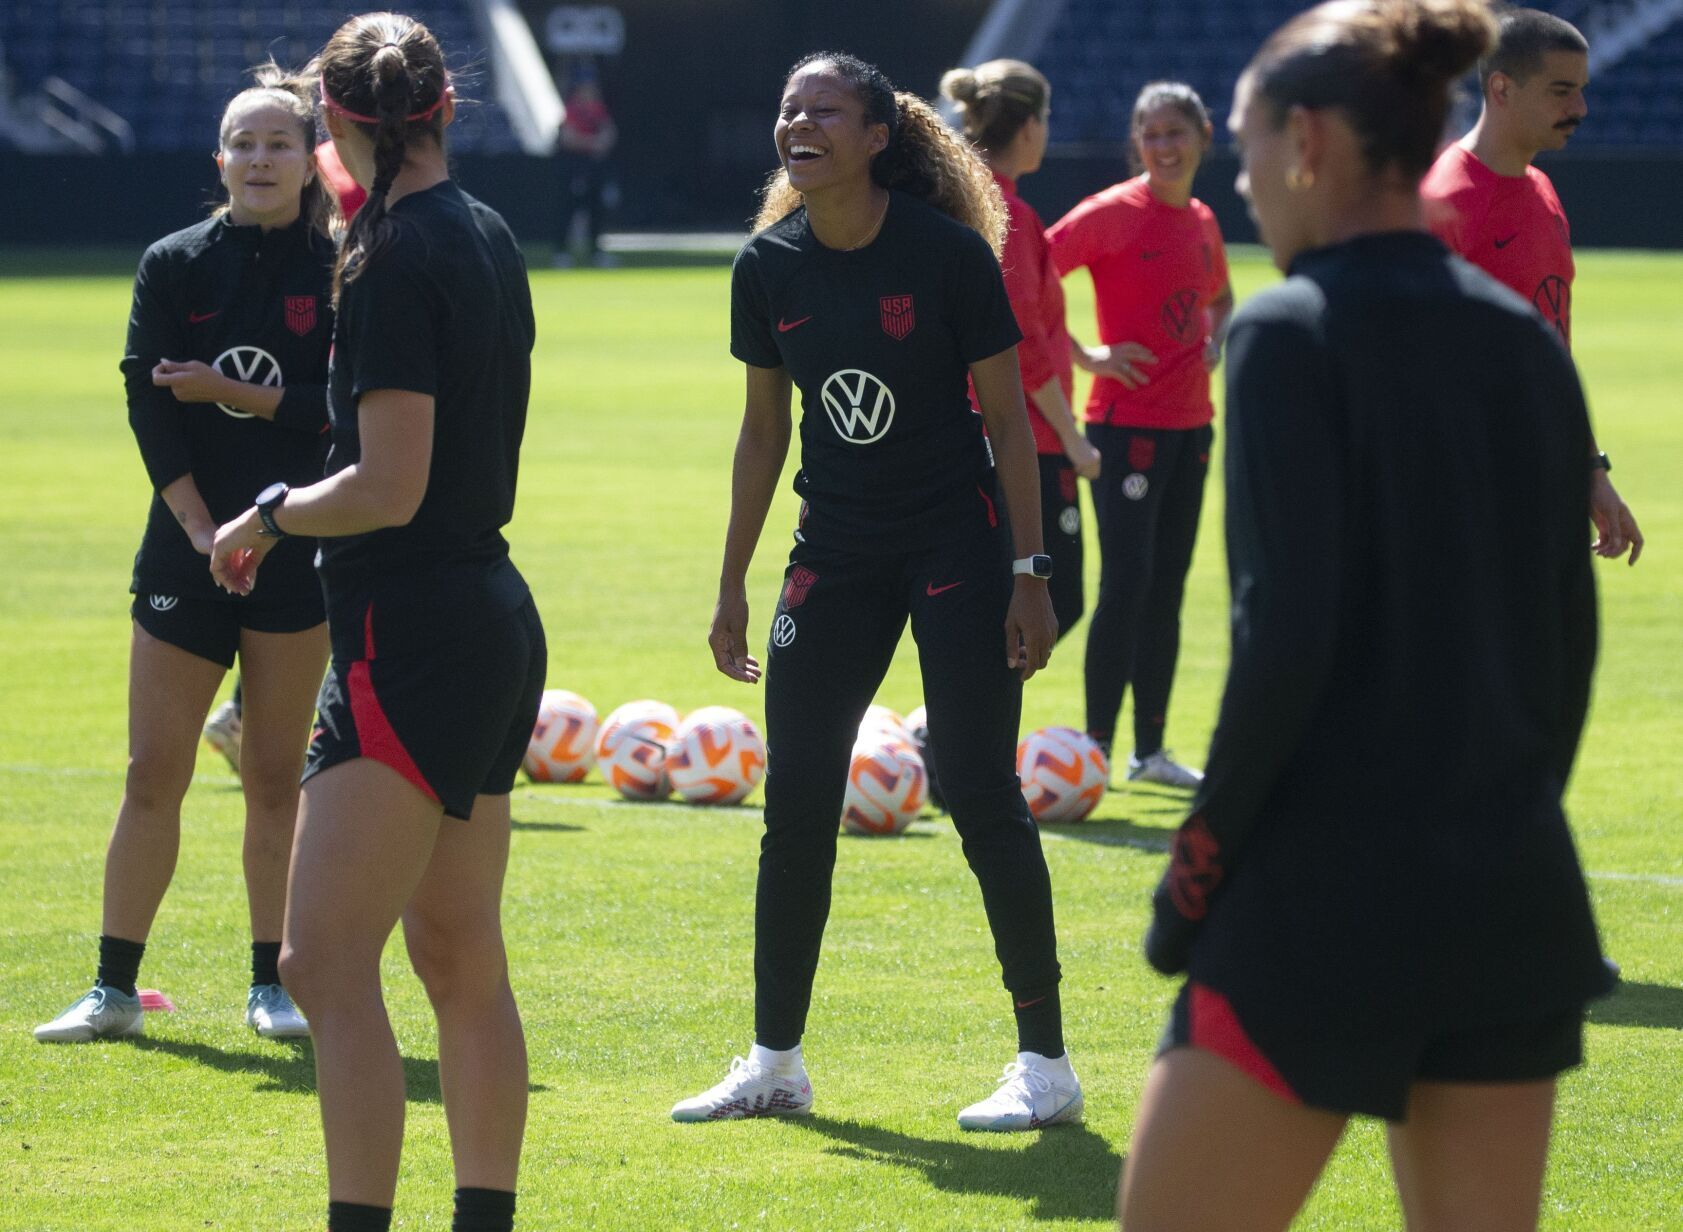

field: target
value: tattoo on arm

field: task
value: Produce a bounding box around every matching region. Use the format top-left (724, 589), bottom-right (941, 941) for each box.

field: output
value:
top-left (176, 510), bottom-right (187, 525)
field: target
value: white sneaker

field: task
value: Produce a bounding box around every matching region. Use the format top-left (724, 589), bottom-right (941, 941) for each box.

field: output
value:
top-left (246, 984), bottom-right (310, 1039)
top-left (34, 986), bottom-right (145, 1043)
top-left (957, 1051), bottom-right (1084, 1131)
top-left (203, 699), bottom-right (242, 775)
top-left (1126, 750), bottom-right (1203, 789)
top-left (671, 1056), bottom-right (814, 1122)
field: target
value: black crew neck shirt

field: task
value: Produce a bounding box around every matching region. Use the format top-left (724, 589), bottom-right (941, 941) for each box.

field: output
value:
top-left (730, 191), bottom-right (1022, 551)
top-left (1179, 231), bottom-right (1607, 1030)
top-left (319, 182), bottom-right (535, 658)
top-left (122, 214), bottom-right (333, 601)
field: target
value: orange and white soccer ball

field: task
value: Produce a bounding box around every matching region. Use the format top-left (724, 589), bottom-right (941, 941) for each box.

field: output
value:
top-left (1016, 726), bottom-right (1108, 824)
top-left (841, 734), bottom-right (927, 836)
top-left (860, 703), bottom-right (909, 746)
top-left (595, 699), bottom-right (680, 800)
top-left (668, 706), bottom-right (767, 805)
top-left (523, 689), bottom-right (598, 783)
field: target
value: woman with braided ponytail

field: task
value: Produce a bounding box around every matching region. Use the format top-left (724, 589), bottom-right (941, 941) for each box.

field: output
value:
top-left (674, 52), bottom-right (1081, 1132)
top-left (1120, 2), bottom-right (1609, 1227)
top-left (210, 14), bottom-right (544, 1232)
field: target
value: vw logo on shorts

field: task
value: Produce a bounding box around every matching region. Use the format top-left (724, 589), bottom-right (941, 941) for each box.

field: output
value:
top-left (771, 614), bottom-right (798, 648)
top-left (149, 594), bottom-right (178, 611)
top-left (211, 345), bottom-right (283, 419)
top-left (819, 368), bottom-right (895, 445)
top-left (1058, 506), bottom-right (1081, 536)
top-left (1122, 473), bottom-right (1150, 501)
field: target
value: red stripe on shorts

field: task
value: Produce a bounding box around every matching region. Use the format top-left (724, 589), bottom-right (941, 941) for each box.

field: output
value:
top-left (346, 604), bottom-right (438, 804)
top-left (1189, 983), bottom-right (1300, 1103)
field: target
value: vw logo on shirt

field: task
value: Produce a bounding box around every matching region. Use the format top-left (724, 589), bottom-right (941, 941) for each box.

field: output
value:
top-left (211, 345), bottom-right (283, 419)
top-left (819, 369), bottom-right (895, 445)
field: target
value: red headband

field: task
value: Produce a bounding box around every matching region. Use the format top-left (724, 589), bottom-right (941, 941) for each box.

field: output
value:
top-left (320, 75), bottom-right (452, 125)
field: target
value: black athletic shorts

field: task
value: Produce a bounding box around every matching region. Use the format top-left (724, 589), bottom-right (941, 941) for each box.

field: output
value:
top-left (302, 595), bottom-right (546, 821)
top-left (1159, 980), bottom-right (1585, 1122)
top-left (132, 586), bottom-right (326, 669)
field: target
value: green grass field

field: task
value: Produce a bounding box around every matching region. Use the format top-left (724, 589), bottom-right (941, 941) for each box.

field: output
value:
top-left (1, 246), bottom-right (1680, 1230)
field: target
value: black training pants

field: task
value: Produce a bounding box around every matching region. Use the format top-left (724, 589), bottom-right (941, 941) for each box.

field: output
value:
top-left (1038, 453), bottom-right (1085, 642)
top-left (1082, 423), bottom-right (1212, 756)
top-left (753, 513), bottom-right (1063, 1049)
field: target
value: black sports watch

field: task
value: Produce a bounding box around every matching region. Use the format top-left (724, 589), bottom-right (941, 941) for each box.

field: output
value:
top-left (1592, 451), bottom-right (1612, 472)
top-left (255, 482), bottom-right (290, 538)
top-left (1012, 554), bottom-right (1054, 580)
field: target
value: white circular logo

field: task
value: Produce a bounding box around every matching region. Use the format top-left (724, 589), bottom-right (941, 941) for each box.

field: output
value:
top-left (1122, 473), bottom-right (1149, 501)
top-left (149, 594), bottom-right (178, 611)
top-left (819, 369), bottom-right (895, 445)
top-left (1058, 506), bottom-right (1081, 536)
top-left (211, 345), bottom-right (282, 419)
top-left (771, 614), bottom-right (797, 648)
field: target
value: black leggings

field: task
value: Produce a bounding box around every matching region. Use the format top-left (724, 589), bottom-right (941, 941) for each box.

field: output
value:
top-left (1038, 453), bottom-right (1086, 642)
top-left (754, 514), bottom-right (1063, 1049)
top-left (1082, 423), bottom-right (1212, 757)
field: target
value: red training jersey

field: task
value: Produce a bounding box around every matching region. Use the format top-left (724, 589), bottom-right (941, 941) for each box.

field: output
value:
top-left (967, 172), bottom-right (1073, 455)
top-left (1421, 143), bottom-right (1574, 347)
top-left (1047, 176), bottom-right (1228, 430)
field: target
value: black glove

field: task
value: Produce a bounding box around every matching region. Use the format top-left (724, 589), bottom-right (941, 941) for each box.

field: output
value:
top-left (1143, 813), bottom-right (1225, 975)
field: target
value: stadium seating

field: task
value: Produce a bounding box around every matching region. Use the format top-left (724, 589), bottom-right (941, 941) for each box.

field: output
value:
top-left (1036, 0), bottom-right (1683, 148)
top-left (0, 0), bottom-right (521, 153)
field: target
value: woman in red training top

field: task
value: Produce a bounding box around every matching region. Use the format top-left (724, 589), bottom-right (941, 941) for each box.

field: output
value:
top-left (941, 58), bottom-right (1100, 641)
top-left (1048, 81), bottom-right (1232, 789)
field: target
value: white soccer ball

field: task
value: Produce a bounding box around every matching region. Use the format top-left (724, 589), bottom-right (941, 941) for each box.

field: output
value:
top-left (1016, 726), bottom-right (1109, 824)
top-left (595, 699), bottom-right (680, 800)
top-left (668, 707), bottom-right (767, 805)
top-left (841, 733), bottom-right (927, 836)
top-left (860, 703), bottom-right (909, 746)
top-left (523, 689), bottom-right (598, 784)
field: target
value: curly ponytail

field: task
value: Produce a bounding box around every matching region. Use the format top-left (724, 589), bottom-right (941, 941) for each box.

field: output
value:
top-left (317, 12), bottom-right (450, 302)
top-left (752, 53), bottom-right (1007, 258)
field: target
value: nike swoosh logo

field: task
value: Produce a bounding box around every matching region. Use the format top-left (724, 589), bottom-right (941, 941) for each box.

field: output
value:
top-left (777, 315), bottom-right (812, 332)
top-left (1494, 234), bottom-right (1518, 249)
top-left (189, 310), bottom-right (219, 323)
top-left (1014, 996), bottom-right (1047, 1009)
top-left (926, 581), bottom-right (963, 596)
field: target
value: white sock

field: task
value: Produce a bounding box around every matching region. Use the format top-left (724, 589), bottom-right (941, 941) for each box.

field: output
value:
top-left (749, 1042), bottom-right (802, 1074)
top-left (1019, 1049), bottom-right (1073, 1077)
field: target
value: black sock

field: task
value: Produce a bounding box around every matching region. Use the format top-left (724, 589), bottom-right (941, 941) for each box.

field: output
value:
top-left (452, 1187), bottom-right (516, 1232)
top-left (327, 1201), bottom-right (392, 1232)
top-left (96, 935), bottom-right (146, 998)
top-left (251, 940), bottom-right (282, 988)
top-left (231, 677), bottom-right (243, 716)
top-left (1012, 985), bottom-right (1065, 1059)
top-left (1088, 731), bottom-right (1113, 763)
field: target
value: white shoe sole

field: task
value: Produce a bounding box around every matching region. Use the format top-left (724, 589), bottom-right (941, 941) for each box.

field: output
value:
top-left (34, 1017), bottom-right (145, 1044)
top-left (958, 1092), bottom-right (1084, 1132)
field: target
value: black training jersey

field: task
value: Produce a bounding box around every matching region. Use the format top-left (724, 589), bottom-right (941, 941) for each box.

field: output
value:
top-left (319, 182), bottom-right (535, 660)
top-left (1154, 231), bottom-right (1606, 1031)
top-left (122, 214), bottom-right (333, 602)
top-left (731, 191), bottom-right (1022, 550)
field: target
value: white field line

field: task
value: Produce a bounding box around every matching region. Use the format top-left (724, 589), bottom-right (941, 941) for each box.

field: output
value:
top-left (6, 763), bottom-right (1680, 887)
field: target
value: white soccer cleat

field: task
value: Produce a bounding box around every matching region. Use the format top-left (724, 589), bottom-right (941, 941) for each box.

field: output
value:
top-left (33, 986), bottom-right (145, 1043)
top-left (957, 1052), bottom-right (1084, 1131)
top-left (246, 984), bottom-right (310, 1039)
top-left (1126, 750), bottom-right (1203, 789)
top-left (671, 1056), bottom-right (814, 1122)
top-left (203, 699), bottom-right (242, 775)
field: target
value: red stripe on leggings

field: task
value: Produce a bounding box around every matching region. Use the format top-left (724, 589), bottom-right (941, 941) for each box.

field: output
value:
top-left (1189, 983), bottom-right (1300, 1103)
top-left (346, 605), bottom-right (437, 803)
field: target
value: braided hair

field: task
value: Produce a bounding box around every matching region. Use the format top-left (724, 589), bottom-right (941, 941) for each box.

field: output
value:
top-left (317, 12), bottom-right (450, 301)
top-left (753, 53), bottom-right (1007, 258)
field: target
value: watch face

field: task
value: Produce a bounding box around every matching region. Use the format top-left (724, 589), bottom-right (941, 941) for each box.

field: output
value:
top-left (1033, 554), bottom-right (1053, 578)
top-left (256, 481), bottom-right (288, 508)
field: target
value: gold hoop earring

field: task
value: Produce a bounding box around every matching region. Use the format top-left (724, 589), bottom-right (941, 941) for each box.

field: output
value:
top-left (1286, 166), bottom-right (1315, 192)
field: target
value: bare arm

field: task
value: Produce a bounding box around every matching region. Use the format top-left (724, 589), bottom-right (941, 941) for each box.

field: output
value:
top-left (1203, 283), bottom-right (1236, 371)
top-left (159, 473), bottom-right (217, 556)
top-left (209, 389), bottom-right (433, 592)
top-left (1027, 377), bottom-right (1101, 480)
top-left (708, 364), bottom-right (794, 683)
top-left (972, 346), bottom-right (1057, 679)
